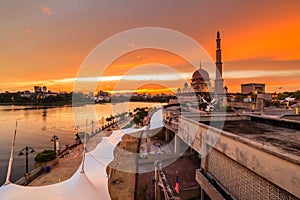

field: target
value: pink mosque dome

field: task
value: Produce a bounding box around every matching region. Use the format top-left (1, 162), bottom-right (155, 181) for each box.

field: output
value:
top-left (192, 68), bottom-right (210, 81)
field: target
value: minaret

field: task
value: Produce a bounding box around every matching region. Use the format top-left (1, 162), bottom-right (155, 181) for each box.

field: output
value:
top-left (214, 31), bottom-right (224, 96)
top-left (216, 31), bottom-right (222, 78)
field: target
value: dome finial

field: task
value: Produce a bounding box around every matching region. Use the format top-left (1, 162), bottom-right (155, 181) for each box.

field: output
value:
top-left (199, 61), bottom-right (202, 69)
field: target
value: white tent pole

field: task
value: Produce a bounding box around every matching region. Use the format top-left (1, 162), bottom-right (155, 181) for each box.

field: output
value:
top-left (81, 119), bottom-right (88, 173)
top-left (4, 121), bottom-right (18, 185)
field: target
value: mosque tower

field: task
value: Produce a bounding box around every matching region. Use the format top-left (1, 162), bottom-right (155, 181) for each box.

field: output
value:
top-left (214, 31), bottom-right (225, 96)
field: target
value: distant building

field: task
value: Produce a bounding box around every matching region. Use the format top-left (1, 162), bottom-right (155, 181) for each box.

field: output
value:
top-left (22, 90), bottom-right (32, 98)
top-left (96, 91), bottom-right (111, 102)
top-left (176, 32), bottom-right (225, 105)
top-left (42, 86), bottom-right (47, 93)
top-left (34, 86), bottom-right (48, 93)
top-left (33, 86), bottom-right (57, 98)
top-left (88, 92), bottom-right (95, 98)
top-left (241, 83), bottom-right (265, 94)
top-left (191, 67), bottom-right (211, 94)
top-left (34, 86), bottom-right (42, 93)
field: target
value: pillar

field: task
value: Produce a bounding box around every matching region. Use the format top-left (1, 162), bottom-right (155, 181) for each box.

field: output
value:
top-left (164, 129), bottom-right (170, 142)
top-left (174, 135), bottom-right (180, 154)
top-left (147, 137), bottom-right (151, 154)
top-left (200, 144), bottom-right (209, 200)
top-left (256, 98), bottom-right (264, 110)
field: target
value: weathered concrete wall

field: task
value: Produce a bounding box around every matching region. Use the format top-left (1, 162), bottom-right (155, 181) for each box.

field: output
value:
top-left (15, 167), bottom-right (43, 186)
top-left (228, 102), bottom-right (253, 110)
top-left (173, 116), bottom-right (300, 199)
top-left (195, 169), bottom-right (225, 200)
top-left (199, 115), bottom-right (249, 122)
top-left (262, 109), bottom-right (295, 116)
top-left (250, 114), bottom-right (300, 130)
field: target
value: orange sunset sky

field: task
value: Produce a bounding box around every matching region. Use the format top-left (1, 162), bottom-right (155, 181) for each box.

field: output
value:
top-left (1, 0), bottom-right (300, 94)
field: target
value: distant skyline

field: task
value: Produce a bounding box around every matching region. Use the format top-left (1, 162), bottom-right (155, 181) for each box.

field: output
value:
top-left (1, 1), bottom-right (300, 93)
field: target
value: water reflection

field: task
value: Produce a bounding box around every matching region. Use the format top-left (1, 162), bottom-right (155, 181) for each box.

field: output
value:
top-left (42, 109), bottom-right (47, 121)
top-left (0, 102), bottom-right (159, 185)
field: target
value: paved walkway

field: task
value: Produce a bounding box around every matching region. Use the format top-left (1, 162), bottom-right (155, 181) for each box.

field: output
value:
top-left (29, 118), bottom-right (132, 186)
top-left (140, 138), bottom-right (173, 155)
top-left (28, 145), bottom-right (83, 186)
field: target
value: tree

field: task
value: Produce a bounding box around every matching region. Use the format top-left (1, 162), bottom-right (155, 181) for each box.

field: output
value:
top-left (34, 150), bottom-right (56, 163)
top-left (293, 90), bottom-right (300, 100)
top-left (132, 107), bottom-right (149, 126)
top-left (106, 117), bottom-right (111, 125)
top-left (277, 93), bottom-right (289, 100)
top-left (133, 116), bottom-right (140, 126)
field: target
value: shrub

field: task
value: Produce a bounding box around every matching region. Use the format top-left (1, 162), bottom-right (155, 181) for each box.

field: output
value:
top-left (34, 150), bottom-right (56, 163)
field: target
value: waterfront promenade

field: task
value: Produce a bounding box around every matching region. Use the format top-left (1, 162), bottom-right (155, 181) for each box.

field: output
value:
top-left (3, 108), bottom-right (197, 200)
top-left (29, 119), bottom-right (131, 186)
top-left (29, 145), bottom-right (83, 186)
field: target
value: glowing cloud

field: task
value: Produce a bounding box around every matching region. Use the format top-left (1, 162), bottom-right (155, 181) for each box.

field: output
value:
top-left (26, 29), bottom-right (32, 35)
top-left (41, 5), bottom-right (52, 15)
top-left (224, 70), bottom-right (300, 79)
top-left (54, 73), bottom-right (192, 83)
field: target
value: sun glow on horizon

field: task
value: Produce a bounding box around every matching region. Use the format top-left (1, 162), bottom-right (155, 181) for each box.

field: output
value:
top-left (1, 1), bottom-right (300, 93)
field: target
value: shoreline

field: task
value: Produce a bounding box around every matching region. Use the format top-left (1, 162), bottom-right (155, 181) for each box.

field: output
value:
top-left (27, 118), bottom-right (132, 187)
top-left (0, 100), bottom-right (168, 107)
top-left (7, 108), bottom-right (200, 199)
top-left (0, 103), bottom-right (151, 186)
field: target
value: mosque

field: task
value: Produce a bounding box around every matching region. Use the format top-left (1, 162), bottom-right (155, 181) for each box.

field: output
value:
top-left (176, 31), bottom-right (225, 104)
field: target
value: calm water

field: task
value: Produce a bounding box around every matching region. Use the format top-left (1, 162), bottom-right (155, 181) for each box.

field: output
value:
top-left (0, 102), bottom-right (161, 185)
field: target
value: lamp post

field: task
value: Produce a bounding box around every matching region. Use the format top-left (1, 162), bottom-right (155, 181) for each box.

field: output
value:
top-left (50, 135), bottom-right (59, 153)
top-left (18, 146), bottom-right (35, 174)
top-left (91, 120), bottom-right (94, 135)
top-left (75, 126), bottom-right (80, 144)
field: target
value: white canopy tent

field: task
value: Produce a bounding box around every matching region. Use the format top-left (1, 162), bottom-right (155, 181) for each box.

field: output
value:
top-left (0, 109), bottom-right (163, 200)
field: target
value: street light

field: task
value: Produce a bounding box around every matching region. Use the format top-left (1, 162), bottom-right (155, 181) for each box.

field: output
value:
top-left (50, 135), bottom-right (59, 153)
top-left (91, 120), bottom-right (94, 134)
top-left (75, 126), bottom-right (81, 144)
top-left (18, 146), bottom-right (35, 174)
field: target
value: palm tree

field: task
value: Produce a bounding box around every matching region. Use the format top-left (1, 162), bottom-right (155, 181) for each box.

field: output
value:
top-left (106, 117), bottom-right (111, 125)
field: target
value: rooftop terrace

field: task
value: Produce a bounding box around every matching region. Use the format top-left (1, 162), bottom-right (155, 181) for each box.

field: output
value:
top-left (222, 120), bottom-right (300, 157)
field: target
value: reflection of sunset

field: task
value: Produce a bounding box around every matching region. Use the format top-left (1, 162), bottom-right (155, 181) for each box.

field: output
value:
top-left (1, 1), bottom-right (300, 93)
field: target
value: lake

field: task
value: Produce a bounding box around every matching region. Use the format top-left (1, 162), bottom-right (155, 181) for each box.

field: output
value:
top-left (0, 102), bottom-right (162, 185)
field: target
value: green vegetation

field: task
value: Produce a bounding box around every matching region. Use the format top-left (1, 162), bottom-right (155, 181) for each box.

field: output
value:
top-left (34, 150), bottom-right (56, 163)
top-left (132, 107), bottom-right (149, 126)
top-left (277, 92), bottom-right (290, 100)
top-left (294, 90), bottom-right (300, 100)
top-left (277, 90), bottom-right (300, 100)
top-left (106, 114), bottom-right (115, 125)
top-left (0, 92), bottom-right (89, 106)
